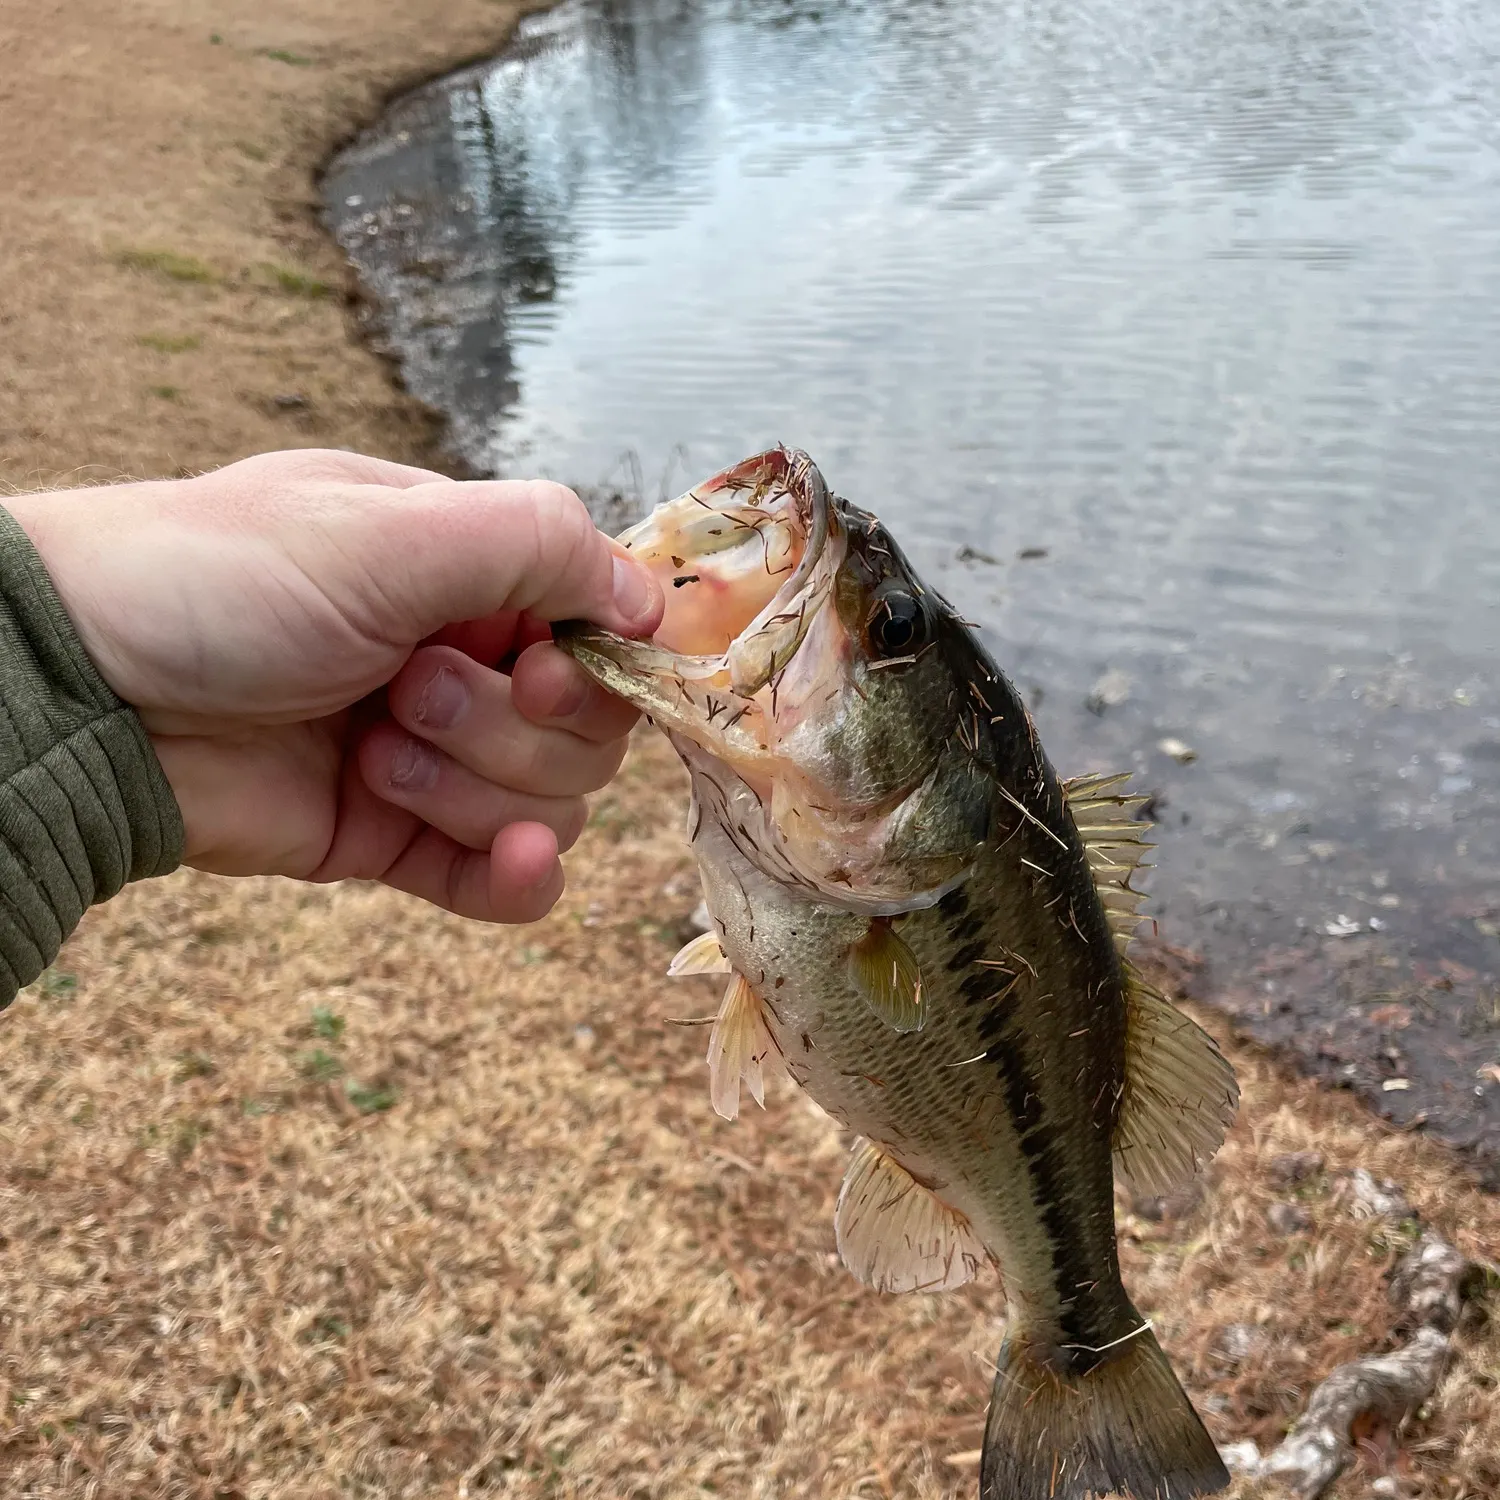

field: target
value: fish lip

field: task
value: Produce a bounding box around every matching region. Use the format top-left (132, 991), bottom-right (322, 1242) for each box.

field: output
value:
top-left (556, 447), bottom-right (837, 694)
top-left (550, 618), bottom-right (686, 679)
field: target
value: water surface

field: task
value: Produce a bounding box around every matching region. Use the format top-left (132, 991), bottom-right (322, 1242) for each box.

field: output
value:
top-left (325, 0), bottom-right (1500, 1172)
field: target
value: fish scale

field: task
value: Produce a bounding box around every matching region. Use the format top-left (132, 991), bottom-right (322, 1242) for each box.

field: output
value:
top-left (557, 447), bottom-right (1238, 1500)
top-left (696, 753), bottom-right (1129, 1339)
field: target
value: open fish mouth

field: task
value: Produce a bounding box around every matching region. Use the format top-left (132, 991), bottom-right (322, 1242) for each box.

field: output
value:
top-left (554, 447), bottom-right (844, 775)
top-left (558, 446), bottom-right (993, 913)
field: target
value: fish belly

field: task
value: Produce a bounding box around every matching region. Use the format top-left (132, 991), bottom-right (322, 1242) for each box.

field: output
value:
top-left (692, 812), bottom-right (1106, 1332)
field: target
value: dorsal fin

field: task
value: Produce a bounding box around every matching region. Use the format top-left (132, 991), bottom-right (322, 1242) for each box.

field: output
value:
top-left (1112, 967), bottom-right (1239, 1195)
top-left (1062, 770), bottom-right (1153, 952)
top-left (1063, 773), bottom-right (1238, 1190)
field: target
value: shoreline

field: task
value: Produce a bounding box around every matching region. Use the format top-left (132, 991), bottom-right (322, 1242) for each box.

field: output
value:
top-left (0, 4), bottom-right (1496, 1495)
top-left (316, 1), bottom-right (1499, 1183)
top-left (0, 1), bottom-right (547, 492)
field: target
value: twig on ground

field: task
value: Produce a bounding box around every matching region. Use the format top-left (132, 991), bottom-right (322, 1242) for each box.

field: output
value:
top-left (1223, 1214), bottom-right (1480, 1499)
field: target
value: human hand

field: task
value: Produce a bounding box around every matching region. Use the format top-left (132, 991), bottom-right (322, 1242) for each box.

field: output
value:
top-left (4, 449), bottom-right (663, 922)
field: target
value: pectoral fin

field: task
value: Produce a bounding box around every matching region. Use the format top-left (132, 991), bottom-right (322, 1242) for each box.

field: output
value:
top-left (847, 920), bottom-right (924, 1033)
top-left (668, 930), bottom-right (732, 976)
top-left (706, 973), bottom-right (782, 1120)
top-left (1112, 969), bottom-right (1239, 1195)
top-left (835, 1140), bottom-right (987, 1293)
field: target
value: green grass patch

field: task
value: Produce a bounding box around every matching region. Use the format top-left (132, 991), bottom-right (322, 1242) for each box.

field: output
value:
top-left (345, 1079), bottom-right (398, 1115)
top-left (309, 1313), bottom-right (350, 1341)
top-left (148, 385), bottom-right (181, 401)
top-left (171, 1118), bottom-right (208, 1159)
top-left (310, 1005), bottom-right (346, 1042)
top-left (256, 47), bottom-right (314, 67)
top-left (37, 968), bottom-right (77, 1000)
top-left (137, 332), bottom-right (201, 353)
top-left (297, 1048), bottom-right (343, 1083)
top-left (117, 248), bottom-right (216, 284)
top-left (259, 262), bottom-right (332, 298)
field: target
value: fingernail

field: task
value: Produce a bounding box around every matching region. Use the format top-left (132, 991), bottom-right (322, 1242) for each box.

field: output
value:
top-left (611, 552), bottom-right (654, 627)
top-left (415, 665), bottom-right (468, 729)
top-left (389, 737), bottom-right (438, 792)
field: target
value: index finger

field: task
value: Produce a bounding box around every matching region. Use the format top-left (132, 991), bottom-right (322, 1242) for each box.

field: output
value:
top-left (354, 479), bottom-right (664, 646)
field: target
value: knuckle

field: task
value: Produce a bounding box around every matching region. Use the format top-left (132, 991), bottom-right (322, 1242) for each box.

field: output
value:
top-left (525, 480), bottom-right (596, 569)
top-left (599, 736), bottom-right (630, 782)
top-left (523, 733), bottom-right (563, 791)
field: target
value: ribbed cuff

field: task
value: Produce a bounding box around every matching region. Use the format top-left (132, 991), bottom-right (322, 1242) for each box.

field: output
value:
top-left (0, 507), bottom-right (184, 1001)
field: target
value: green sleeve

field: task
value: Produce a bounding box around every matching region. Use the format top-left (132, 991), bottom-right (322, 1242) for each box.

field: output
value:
top-left (0, 507), bottom-right (184, 1004)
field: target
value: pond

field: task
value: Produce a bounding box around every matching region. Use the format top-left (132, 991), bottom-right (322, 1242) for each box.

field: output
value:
top-left (324, 0), bottom-right (1500, 1174)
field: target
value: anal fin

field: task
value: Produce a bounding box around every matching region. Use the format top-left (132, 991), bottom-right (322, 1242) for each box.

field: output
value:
top-left (847, 920), bottom-right (924, 1033)
top-left (835, 1139), bottom-right (987, 1293)
top-left (668, 930), bottom-right (731, 976)
top-left (1113, 968), bottom-right (1239, 1196)
top-left (706, 973), bottom-right (782, 1120)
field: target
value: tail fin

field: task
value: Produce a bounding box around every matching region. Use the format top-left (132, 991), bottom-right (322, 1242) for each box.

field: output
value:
top-left (981, 1316), bottom-right (1229, 1500)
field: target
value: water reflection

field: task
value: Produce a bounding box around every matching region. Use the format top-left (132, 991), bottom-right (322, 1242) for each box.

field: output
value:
top-left (324, 0), bottom-right (1500, 1171)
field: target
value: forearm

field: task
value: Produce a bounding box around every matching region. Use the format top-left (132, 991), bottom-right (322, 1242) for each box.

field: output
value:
top-left (0, 505), bottom-right (183, 1003)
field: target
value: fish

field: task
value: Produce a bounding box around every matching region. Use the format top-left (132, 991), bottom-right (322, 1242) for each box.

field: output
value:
top-left (556, 447), bottom-right (1238, 1500)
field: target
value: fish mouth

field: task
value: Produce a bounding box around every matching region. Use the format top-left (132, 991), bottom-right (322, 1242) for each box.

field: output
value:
top-left (555, 447), bottom-right (842, 771)
top-left (558, 447), bottom-right (987, 915)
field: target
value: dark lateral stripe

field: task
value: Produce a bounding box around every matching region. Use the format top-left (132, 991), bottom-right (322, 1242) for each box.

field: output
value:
top-left (948, 910), bottom-right (986, 943)
top-left (960, 969), bottom-right (1000, 1005)
top-left (982, 1004), bottom-right (1119, 1364)
top-left (940, 883), bottom-right (988, 954)
top-left (946, 939), bottom-right (988, 972)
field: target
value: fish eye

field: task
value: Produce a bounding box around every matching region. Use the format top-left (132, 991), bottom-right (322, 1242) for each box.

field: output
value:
top-left (867, 587), bottom-right (927, 659)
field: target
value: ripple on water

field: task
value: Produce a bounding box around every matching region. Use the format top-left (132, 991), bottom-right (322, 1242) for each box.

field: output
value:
top-left (324, 0), bottom-right (1500, 1168)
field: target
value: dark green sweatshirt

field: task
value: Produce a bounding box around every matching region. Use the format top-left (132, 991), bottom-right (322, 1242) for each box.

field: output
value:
top-left (0, 510), bottom-right (183, 1003)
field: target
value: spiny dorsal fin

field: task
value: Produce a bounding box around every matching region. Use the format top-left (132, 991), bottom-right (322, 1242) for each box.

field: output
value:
top-left (847, 920), bottom-right (925, 1033)
top-left (1062, 770), bottom-right (1154, 951)
top-left (668, 930), bottom-right (732, 977)
top-left (1112, 967), bottom-right (1239, 1196)
top-left (706, 972), bottom-right (782, 1120)
top-left (835, 1139), bottom-right (989, 1293)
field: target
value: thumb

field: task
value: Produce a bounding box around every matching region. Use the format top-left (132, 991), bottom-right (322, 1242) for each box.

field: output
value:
top-left (341, 478), bottom-right (664, 646)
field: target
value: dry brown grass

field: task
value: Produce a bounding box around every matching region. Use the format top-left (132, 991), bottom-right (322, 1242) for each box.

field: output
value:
top-left (0, 731), bottom-right (1492, 1499)
top-left (0, 0), bottom-right (548, 492)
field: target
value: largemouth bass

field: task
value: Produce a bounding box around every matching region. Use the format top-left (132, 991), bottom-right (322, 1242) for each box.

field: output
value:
top-left (557, 448), bottom-right (1237, 1500)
